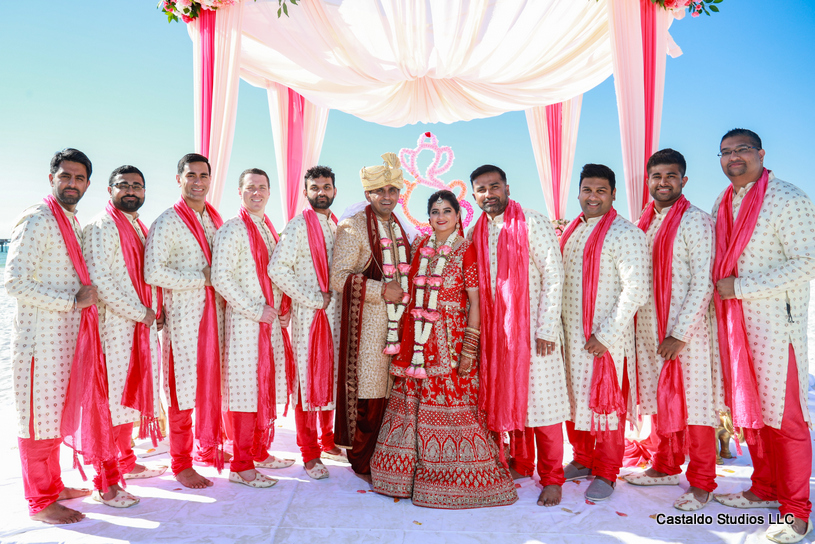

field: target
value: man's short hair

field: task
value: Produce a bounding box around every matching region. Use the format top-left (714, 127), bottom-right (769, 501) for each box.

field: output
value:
top-left (50, 148), bottom-right (92, 179)
top-left (579, 163), bottom-right (616, 191)
top-left (646, 148), bottom-right (687, 177)
top-left (109, 165), bottom-right (145, 186)
top-left (304, 165), bottom-right (336, 189)
top-left (238, 168), bottom-right (270, 189)
top-left (469, 164), bottom-right (507, 185)
top-left (721, 128), bottom-right (762, 149)
top-left (177, 153), bottom-right (211, 175)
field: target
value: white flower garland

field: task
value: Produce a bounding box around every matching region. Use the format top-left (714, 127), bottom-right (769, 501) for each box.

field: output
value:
top-left (379, 220), bottom-right (410, 355)
top-left (406, 232), bottom-right (456, 379)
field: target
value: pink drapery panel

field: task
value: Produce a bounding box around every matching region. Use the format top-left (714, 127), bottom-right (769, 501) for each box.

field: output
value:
top-left (266, 82), bottom-right (329, 221)
top-left (188, 4), bottom-right (244, 209)
top-left (607, 0), bottom-right (677, 221)
top-left (525, 95), bottom-right (583, 220)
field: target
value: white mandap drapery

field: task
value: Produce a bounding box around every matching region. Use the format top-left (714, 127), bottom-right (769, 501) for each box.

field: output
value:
top-left (189, 0), bottom-right (681, 220)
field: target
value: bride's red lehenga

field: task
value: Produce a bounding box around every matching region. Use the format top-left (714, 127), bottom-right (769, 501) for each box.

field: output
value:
top-left (370, 235), bottom-right (518, 509)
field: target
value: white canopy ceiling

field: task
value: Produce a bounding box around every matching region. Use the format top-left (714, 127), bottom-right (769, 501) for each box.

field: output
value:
top-left (238, 0), bottom-right (614, 126)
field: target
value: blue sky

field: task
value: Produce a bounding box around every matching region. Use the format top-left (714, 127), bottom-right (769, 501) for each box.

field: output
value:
top-left (1, 0), bottom-right (814, 236)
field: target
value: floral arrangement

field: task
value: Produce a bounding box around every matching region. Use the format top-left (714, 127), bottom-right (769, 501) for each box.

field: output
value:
top-left (160, 0), bottom-right (297, 22)
top-left (552, 219), bottom-right (571, 240)
top-left (379, 224), bottom-right (411, 356)
top-left (658, 0), bottom-right (723, 17)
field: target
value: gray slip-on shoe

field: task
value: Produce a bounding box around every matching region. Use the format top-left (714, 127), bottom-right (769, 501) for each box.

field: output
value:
top-left (564, 463), bottom-right (592, 481)
top-left (585, 478), bottom-right (615, 501)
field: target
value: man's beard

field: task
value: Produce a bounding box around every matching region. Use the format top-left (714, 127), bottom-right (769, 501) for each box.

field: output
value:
top-left (116, 196), bottom-right (144, 213)
top-left (308, 194), bottom-right (334, 210)
top-left (57, 188), bottom-right (81, 206)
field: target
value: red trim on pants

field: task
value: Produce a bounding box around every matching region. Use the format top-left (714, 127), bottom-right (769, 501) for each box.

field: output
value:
top-left (228, 411), bottom-right (273, 473)
top-left (294, 394), bottom-right (336, 464)
top-left (347, 397), bottom-right (386, 475)
top-left (18, 357), bottom-right (64, 515)
top-left (566, 418), bottom-right (626, 482)
top-left (651, 423), bottom-right (717, 493)
top-left (749, 345), bottom-right (812, 521)
top-left (509, 424), bottom-right (566, 486)
top-left (168, 404), bottom-right (194, 475)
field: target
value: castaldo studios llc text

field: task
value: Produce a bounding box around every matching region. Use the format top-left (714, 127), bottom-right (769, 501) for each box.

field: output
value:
top-left (655, 513), bottom-right (795, 526)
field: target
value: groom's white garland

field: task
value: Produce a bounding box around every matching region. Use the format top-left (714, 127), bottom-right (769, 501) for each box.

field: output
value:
top-left (379, 220), bottom-right (410, 355)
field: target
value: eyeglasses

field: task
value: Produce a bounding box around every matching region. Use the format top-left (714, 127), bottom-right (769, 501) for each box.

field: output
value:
top-left (112, 182), bottom-right (145, 191)
top-left (718, 145), bottom-right (758, 159)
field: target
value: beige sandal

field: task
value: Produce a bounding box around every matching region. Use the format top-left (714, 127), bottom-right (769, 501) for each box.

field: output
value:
top-left (92, 488), bottom-right (140, 508)
top-left (228, 471), bottom-right (278, 488)
top-left (714, 491), bottom-right (780, 509)
top-left (766, 519), bottom-right (813, 543)
top-left (123, 465), bottom-right (168, 480)
top-left (254, 456), bottom-right (296, 469)
top-left (623, 472), bottom-right (681, 486)
top-left (674, 491), bottom-right (711, 511)
top-left (305, 460), bottom-right (329, 480)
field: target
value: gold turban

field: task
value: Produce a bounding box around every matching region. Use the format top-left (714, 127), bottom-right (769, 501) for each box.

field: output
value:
top-left (360, 152), bottom-right (405, 192)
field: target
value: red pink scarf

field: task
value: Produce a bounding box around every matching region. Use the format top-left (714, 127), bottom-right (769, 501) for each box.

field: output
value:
top-left (302, 208), bottom-right (339, 407)
top-left (239, 206), bottom-right (282, 448)
top-left (473, 200), bottom-right (530, 435)
top-left (107, 202), bottom-right (165, 447)
top-left (637, 195), bottom-right (690, 451)
top-left (173, 197), bottom-right (225, 471)
top-left (560, 208), bottom-right (626, 441)
top-left (46, 195), bottom-right (117, 489)
top-left (713, 168), bottom-right (769, 451)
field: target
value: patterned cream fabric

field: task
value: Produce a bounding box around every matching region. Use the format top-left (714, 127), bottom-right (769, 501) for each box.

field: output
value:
top-left (211, 214), bottom-right (287, 411)
top-left (268, 212), bottom-right (340, 411)
top-left (711, 173), bottom-right (815, 428)
top-left (330, 210), bottom-right (402, 399)
top-left (561, 213), bottom-right (648, 432)
top-left (144, 206), bottom-right (224, 412)
top-left (635, 204), bottom-right (721, 427)
top-left (483, 208), bottom-right (570, 427)
top-left (5, 202), bottom-right (83, 439)
top-left (83, 210), bottom-right (162, 425)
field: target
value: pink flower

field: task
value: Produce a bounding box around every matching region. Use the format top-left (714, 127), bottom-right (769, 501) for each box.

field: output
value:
top-left (414, 276), bottom-right (427, 287)
top-left (427, 277), bottom-right (443, 288)
top-left (175, 0), bottom-right (192, 8)
top-left (382, 264), bottom-right (396, 276)
top-left (413, 367), bottom-right (427, 379)
top-left (422, 310), bottom-right (440, 322)
top-left (436, 245), bottom-right (452, 257)
top-left (181, 14), bottom-right (193, 22)
top-left (691, 9), bottom-right (700, 17)
top-left (401, 294), bottom-right (411, 304)
top-left (380, 237), bottom-right (393, 248)
top-left (420, 246), bottom-right (436, 258)
top-left (411, 308), bottom-right (425, 319)
top-left (398, 263), bottom-right (411, 275)
top-left (383, 344), bottom-right (400, 355)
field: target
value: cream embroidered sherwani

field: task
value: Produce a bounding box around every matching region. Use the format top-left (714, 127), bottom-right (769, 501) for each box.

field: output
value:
top-left (83, 210), bottom-right (162, 425)
top-left (269, 212), bottom-right (340, 411)
top-left (562, 213), bottom-right (648, 432)
top-left (636, 204), bottom-right (721, 427)
top-left (144, 206), bottom-right (225, 411)
top-left (711, 173), bottom-right (815, 428)
top-left (6, 203), bottom-right (83, 439)
top-left (483, 208), bottom-right (569, 427)
top-left (330, 210), bottom-right (403, 399)
top-left (211, 214), bottom-right (287, 411)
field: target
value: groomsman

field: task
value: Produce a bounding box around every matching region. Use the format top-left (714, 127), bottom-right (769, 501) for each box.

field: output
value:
top-left (623, 149), bottom-right (719, 511)
top-left (6, 149), bottom-right (97, 523)
top-left (710, 129), bottom-right (815, 543)
top-left (270, 166), bottom-right (346, 480)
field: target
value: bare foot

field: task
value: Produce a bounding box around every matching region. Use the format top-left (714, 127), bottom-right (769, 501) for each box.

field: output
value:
top-left (537, 485), bottom-right (562, 507)
top-left (743, 489), bottom-right (768, 503)
top-left (176, 467), bottom-right (213, 489)
top-left (30, 502), bottom-right (85, 525)
top-left (101, 484), bottom-right (124, 501)
top-left (305, 458), bottom-right (319, 470)
top-left (790, 517), bottom-right (809, 535)
top-left (324, 447), bottom-right (343, 456)
top-left (643, 467), bottom-right (669, 478)
top-left (127, 464), bottom-right (146, 475)
top-left (509, 465), bottom-right (530, 480)
top-left (689, 486), bottom-right (709, 504)
top-left (57, 487), bottom-right (91, 501)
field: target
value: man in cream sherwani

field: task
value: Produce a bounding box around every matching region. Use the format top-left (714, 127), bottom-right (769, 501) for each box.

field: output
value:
top-left (211, 168), bottom-right (293, 488)
top-left (561, 164), bottom-right (648, 502)
top-left (622, 149), bottom-right (721, 511)
top-left (6, 148), bottom-right (97, 524)
top-left (83, 165), bottom-right (167, 502)
top-left (269, 165), bottom-right (346, 480)
top-left (468, 165), bottom-right (570, 507)
top-left (710, 129), bottom-right (815, 544)
top-left (144, 153), bottom-right (224, 489)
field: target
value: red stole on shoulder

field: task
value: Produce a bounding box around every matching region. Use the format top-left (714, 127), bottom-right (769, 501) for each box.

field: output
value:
top-left (106, 202), bottom-right (164, 446)
top-left (473, 200), bottom-right (530, 435)
top-left (637, 195), bottom-right (690, 451)
top-left (302, 208), bottom-right (339, 407)
top-left (239, 206), bottom-right (280, 449)
top-left (560, 208), bottom-right (626, 441)
top-left (45, 195), bottom-right (116, 488)
top-left (713, 169), bottom-right (769, 450)
top-left (173, 197), bottom-right (225, 471)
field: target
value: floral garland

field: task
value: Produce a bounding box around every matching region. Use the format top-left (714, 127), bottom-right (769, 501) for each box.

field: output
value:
top-left (406, 233), bottom-right (456, 379)
top-left (551, 218), bottom-right (570, 240)
top-left (380, 221), bottom-right (411, 356)
top-left (594, 0), bottom-right (722, 17)
top-left (159, 0), bottom-right (297, 23)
